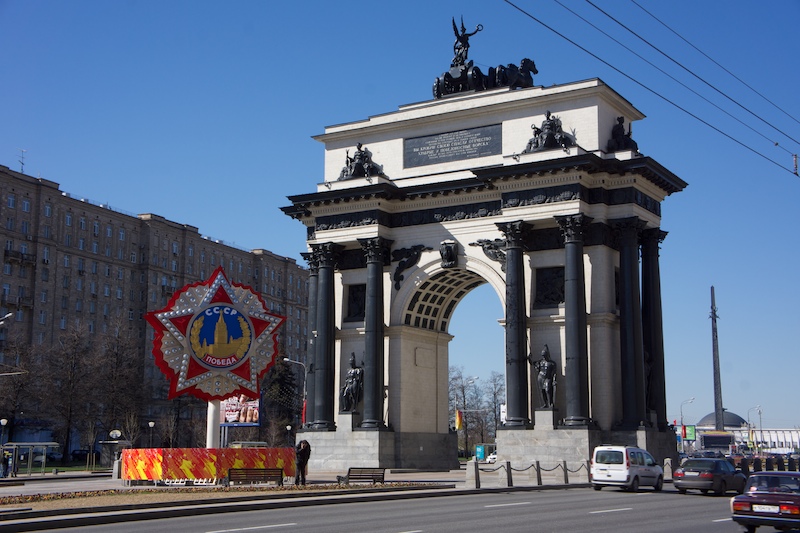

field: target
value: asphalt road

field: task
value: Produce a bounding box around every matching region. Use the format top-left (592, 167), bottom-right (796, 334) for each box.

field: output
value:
top-left (39, 486), bottom-right (741, 533)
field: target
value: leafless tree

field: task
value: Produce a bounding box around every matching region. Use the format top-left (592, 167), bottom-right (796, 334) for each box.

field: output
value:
top-left (91, 317), bottom-right (145, 440)
top-left (485, 371), bottom-right (505, 438)
top-left (0, 330), bottom-right (37, 443)
top-left (121, 411), bottom-right (142, 448)
top-left (30, 321), bottom-right (97, 462)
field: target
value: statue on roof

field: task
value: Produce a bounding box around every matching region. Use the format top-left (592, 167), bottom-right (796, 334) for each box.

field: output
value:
top-left (606, 116), bottom-right (639, 152)
top-left (452, 16), bottom-right (483, 67)
top-left (338, 143), bottom-right (385, 181)
top-left (522, 111), bottom-right (576, 153)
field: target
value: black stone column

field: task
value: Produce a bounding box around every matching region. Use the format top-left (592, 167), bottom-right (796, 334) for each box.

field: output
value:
top-left (556, 214), bottom-right (592, 426)
top-left (300, 252), bottom-right (318, 427)
top-left (497, 220), bottom-right (532, 428)
top-left (358, 237), bottom-right (392, 429)
top-left (310, 242), bottom-right (343, 431)
top-left (641, 228), bottom-right (668, 431)
top-left (613, 217), bottom-right (647, 428)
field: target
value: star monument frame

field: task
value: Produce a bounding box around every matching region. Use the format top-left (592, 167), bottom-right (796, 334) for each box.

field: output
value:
top-left (146, 266), bottom-right (286, 404)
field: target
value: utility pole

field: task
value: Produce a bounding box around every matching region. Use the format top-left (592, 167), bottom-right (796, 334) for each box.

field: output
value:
top-left (710, 286), bottom-right (724, 431)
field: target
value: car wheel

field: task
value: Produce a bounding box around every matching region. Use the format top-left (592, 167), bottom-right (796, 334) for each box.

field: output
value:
top-left (593, 485), bottom-right (602, 491)
top-left (629, 477), bottom-right (639, 493)
top-left (714, 481), bottom-right (726, 496)
top-left (654, 476), bottom-right (663, 492)
top-left (744, 526), bottom-right (757, 533)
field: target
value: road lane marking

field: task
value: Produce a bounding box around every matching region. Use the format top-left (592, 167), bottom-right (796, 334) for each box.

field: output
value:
top-left (712, 518), bottom-right (733, 523)
top-left (589, 508), bottom-right (633, 514)
top-left (484, 502), bottom-right (532, 508)
top-left (207, 524), bottom-right (297, 532)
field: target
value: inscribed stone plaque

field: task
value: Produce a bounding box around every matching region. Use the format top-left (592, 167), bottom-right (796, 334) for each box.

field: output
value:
top-left (404, 125), bottom-right (502, 168)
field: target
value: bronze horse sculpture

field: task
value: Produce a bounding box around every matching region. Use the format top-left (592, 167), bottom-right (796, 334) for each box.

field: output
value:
top-left (495, 58), bottom-right (538, 89)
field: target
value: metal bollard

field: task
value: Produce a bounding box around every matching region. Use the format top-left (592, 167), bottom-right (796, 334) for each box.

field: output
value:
top-left (535, 460), bottom-right (542, 486)
top-left (562, 460), bottom-right (569, 484)
top-left (505, 460), bottom-right (513, 487)
top-left (473, 459), bottom-right (481, 489)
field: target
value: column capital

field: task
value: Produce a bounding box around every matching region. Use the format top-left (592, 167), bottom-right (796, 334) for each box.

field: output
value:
top-left (310, 242), bottom-right (344, 269)
top-left (555, 214), bottom-right (593, 244)
top-left (496, 220), bottom-right (533, 248)
top-left (641, 228), bottom-right (668, 245)
top-left (301, 252), bottom-right (319, 274)
top-left (357, 237), bottom-right (393, 265)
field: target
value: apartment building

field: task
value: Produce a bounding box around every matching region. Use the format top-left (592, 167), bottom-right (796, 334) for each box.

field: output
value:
top-left (0, 164), bottom-right (308, 440)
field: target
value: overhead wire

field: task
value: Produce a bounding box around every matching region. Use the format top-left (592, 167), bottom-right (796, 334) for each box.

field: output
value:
top-left (553, 0), bottom-right (792, 155)
top-left (630, 0), bottom-right (800, 129)
top-left (585, 0), bottom-right (799, 151)
top-left (499, 0), bottom-right (796, 176)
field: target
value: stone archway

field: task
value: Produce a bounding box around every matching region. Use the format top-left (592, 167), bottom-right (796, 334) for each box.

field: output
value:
top-left (283, 78), bottom-right (687, 470)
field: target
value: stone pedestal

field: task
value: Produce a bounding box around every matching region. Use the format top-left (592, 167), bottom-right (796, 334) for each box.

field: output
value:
top-left (534, 408), bottom-right (558, 430)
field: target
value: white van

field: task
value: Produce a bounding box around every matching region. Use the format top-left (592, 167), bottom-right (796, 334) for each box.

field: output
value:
top-left (590, 445), bottom-right (664, 492)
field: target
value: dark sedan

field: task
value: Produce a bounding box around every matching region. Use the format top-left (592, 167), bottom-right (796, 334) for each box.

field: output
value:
top-left (731, 472), bottom-right (800, 532)
top-left (673, 458), bottom-right (747, 495)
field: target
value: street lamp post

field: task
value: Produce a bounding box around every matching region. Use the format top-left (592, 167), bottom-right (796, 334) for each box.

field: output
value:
top-left (680, 397), bottom-right (695, 454)
top-left (148, 421), bottom-right (155, 448)
top-left (747, 405), bottom-right (763, 453)
top-left (284, 358), bottom-right (308, 426)
top-left (0, 419), bottom-right (6, 478)
top-left (460, 377), bottom-right (479, 460)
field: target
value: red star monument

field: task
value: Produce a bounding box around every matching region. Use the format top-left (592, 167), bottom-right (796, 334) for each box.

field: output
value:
top-left (146, 267), bottom-right (286, 402)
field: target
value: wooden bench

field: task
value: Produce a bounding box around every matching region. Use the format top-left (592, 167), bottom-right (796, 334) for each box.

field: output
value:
top-left (336, 467), bottom-right (386, 485)
top-left (227, 467), bottom-right (284, 487)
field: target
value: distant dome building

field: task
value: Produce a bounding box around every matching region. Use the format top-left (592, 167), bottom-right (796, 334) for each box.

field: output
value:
top-left (696, 411), bottom-right (747, 429)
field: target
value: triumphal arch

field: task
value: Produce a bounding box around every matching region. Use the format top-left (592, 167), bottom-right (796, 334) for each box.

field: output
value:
top-left (283, 52), bottom-right (686, 470)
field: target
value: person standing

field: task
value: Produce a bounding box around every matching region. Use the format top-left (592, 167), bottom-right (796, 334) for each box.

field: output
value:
top-left (295, 440), bottom-right (311, 485)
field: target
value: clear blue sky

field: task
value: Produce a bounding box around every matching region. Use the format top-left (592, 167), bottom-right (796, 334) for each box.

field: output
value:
top-left (2, 1), bottom-right (798, 428)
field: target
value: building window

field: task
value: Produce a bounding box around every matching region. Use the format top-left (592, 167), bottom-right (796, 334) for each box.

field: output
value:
top-left (172, 242), bottom-right (179, 254)
top-left (7, 194), bottom-right (15, 208)
top-left (63, 255), bottom-right (70, 268)
top-left (5, 218), bottom-right (14, 231)
top-left (130, 252), bottom-right (137, 263)
top-left (65, 213), bottom-right (72, 226)
top-left (38, 310), bottom-right (46, 324)
top-left (21, 199), bottom-right (30, 212)
top-left (78, 238), bottom-right (85, 250)
top-left (44, 203), bottom-right (52, 217)
top-left (119, 229), bottom-right (125, 241)
top-left (21, 221), bottom-right (29, 235)
top-left (106, 225), bottom-right (112, 238)
top-left (79, 217), bottom-right (86, 230)
top-left (43, 225), bottom-right (51, 239)
top-left (59, 316), bottom-right (67, 329)
top-left (65, 234), bottom-right (72, 247)
top-left (93, 221), bottom-right (100, 236)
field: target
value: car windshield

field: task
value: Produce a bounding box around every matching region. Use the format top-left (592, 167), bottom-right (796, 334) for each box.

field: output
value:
top-left (748, 475), bottom-right (800, 494)
top-left (682, 459), bottom-right (716, 470)
top-left (596, 451), bottom-right (624, 464)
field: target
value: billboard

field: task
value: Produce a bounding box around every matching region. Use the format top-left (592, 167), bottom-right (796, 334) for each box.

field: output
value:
top-left (220, 394), bottom-right (261, 427)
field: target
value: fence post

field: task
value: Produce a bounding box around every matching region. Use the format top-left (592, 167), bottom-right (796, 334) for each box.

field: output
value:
top-left (505, 460), bottom-right (513, 487)
top-left (562, 460), bottom-right (569, 484)
top-left (535, 460), bottom-right (542, 485)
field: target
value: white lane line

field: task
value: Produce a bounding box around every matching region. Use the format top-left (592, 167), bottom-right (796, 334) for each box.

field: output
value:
top-left (484, 501), bottom-right (532, 508)
top-left (712, 518), bottom-right (733, 523)
top-left (589, 508), bottom-right (633, 514)
top-left (396, 530), bottom-right (424, 533)
top-left (207, 524), bottom-right (297, 533)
